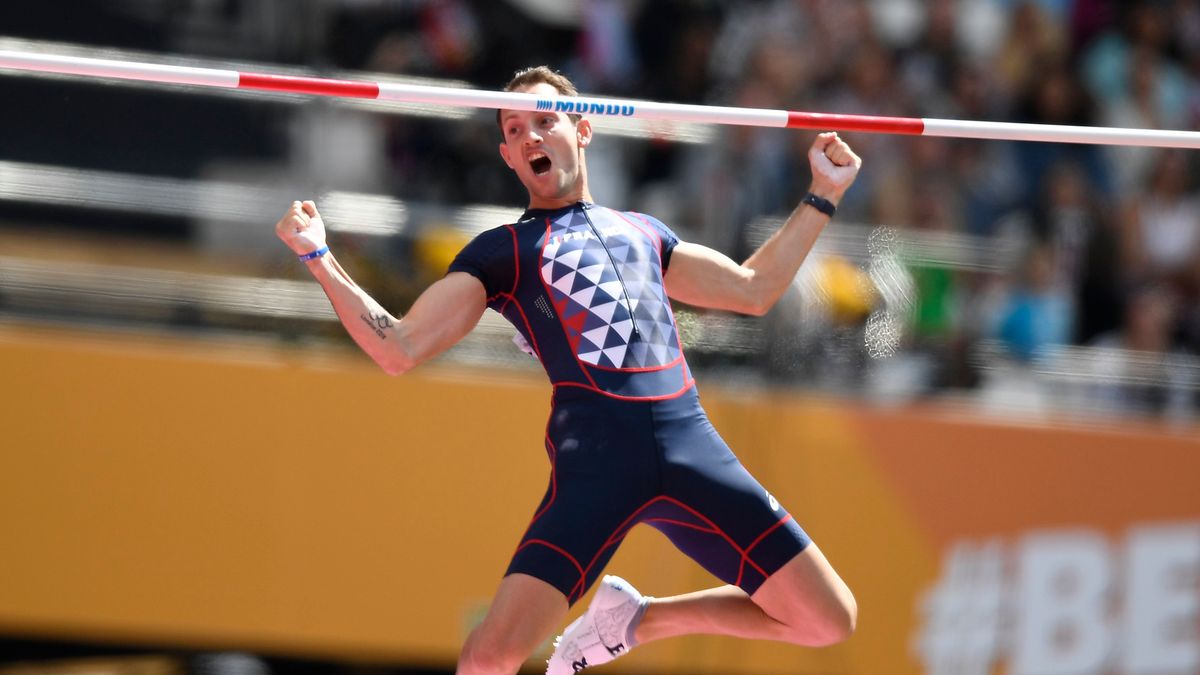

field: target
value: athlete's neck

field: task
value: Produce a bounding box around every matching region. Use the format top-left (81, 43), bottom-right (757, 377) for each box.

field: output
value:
top-left (526, 182), bottom-right (593, 211)
top-left (527, 194), bottom-right (593, 211)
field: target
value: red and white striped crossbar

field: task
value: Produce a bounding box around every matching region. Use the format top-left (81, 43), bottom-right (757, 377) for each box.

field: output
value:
top-left (3, 50), bottom-right (1200, 148)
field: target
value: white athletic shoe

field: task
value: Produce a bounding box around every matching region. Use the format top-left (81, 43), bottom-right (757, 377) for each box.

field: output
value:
top-left (546, 575), bottom-right (648, 674)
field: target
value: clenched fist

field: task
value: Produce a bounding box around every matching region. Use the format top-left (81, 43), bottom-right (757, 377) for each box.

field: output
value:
top-left (275, 200), bottom-right (327, 257)
top-left (808, 132), bottom-right (862, 204)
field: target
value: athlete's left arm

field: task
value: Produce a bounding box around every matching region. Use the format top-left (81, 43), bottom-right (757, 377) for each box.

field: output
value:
top-left (664, 132), bottom-right (861, 316)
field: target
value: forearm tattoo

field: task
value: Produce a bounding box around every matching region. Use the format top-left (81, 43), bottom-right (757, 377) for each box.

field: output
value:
top-left (360, 310), bottom-right (393, 339)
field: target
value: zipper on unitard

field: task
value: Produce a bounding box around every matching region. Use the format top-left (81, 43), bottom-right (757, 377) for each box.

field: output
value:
top-left (582, 208), bottom-right (642, 341)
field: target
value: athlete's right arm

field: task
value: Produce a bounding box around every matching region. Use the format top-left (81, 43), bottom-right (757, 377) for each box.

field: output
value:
top-left (276, 200), bottom-right (486, 375)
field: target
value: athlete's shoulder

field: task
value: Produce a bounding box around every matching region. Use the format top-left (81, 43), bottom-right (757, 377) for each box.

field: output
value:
top-left (621, 210), bottom-right (680, 240)
top-left (458, 221), bottom-right (520, 254)
top-left (472, 221), bottom-right (519, 240)
top-left (448, 221), bottom-right (522, 292)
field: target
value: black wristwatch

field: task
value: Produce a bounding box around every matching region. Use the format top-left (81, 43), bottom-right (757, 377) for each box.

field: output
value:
top-left (801, 192), bottom-right (837, 217)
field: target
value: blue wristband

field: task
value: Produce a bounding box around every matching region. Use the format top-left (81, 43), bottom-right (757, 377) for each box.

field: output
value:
top-left (298, 245), bottom-right (329, 262)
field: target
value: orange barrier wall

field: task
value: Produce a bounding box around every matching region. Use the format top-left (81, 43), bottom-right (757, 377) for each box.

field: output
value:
top-left (1, 324), bottom-right (1197, 674)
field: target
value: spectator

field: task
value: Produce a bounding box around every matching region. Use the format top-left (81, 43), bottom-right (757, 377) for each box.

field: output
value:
top-left (992, 243), bottom-right (1074, 362)
top-left (1104, 46), bottom-right (1188, 192)
top-left (1087, 284), bottom-right (1195, 417)
top-left (1010, 56), bottom-right (1113, 205)
top-left (1032, 161), bottom-right (1123, 344)
top-left (1118, 149), bottom-right (1200, 291)
top-left (993, 1), bottom-right (1067, 103)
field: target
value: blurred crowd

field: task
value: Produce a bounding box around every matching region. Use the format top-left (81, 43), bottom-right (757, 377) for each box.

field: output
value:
top-left (324, 0), bottom-right (1200, 417)
top-left (2, 0), bottom-right (1197, 418)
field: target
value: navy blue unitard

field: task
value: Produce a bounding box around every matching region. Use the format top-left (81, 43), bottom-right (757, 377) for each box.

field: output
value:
top-left (449, 202), bottom-right (810, 604)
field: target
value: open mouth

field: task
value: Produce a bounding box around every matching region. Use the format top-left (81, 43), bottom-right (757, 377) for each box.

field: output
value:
top-left (529, 152), bottom-right (552, 175)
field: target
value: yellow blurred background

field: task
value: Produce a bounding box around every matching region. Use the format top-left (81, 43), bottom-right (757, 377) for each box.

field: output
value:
top-left (3, 323), bottom-right (1196, 674)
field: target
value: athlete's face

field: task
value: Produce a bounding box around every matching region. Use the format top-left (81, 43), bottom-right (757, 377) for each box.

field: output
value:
top-left (498, 82), bottom-right (593, 209)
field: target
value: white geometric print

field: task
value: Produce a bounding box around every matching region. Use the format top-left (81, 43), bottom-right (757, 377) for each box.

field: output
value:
top-left (540, 207), bottom-right (680, 369)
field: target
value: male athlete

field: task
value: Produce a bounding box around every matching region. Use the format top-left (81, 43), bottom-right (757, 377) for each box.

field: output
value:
top-left (276, 67), bottom-right (860, 675)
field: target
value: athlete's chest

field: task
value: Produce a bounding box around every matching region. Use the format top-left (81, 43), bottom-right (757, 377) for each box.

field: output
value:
top-left (531, 208), bottom-right (661, 295)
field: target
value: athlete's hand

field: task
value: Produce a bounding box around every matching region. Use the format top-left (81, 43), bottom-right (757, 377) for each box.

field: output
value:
top-left (275, 200), bottom-right (327, 256)
top-left (808, 132), bottom-right (862, 205)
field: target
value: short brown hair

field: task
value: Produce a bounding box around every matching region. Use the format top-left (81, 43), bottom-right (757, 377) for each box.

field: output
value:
top-left (496, 66), bottom-right (581, 132)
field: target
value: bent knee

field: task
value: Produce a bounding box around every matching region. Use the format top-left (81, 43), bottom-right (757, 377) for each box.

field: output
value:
top-left (772, 589), bottom-right (856, 647)
top-left (812, 610), bottom-right (856, 646)
top-left (804, 593), bottom-right (857, 646)
top-left (458, 631), bottom-right (529, 675)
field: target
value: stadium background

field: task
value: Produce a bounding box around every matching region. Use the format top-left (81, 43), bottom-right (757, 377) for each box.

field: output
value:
top-left (1, 1), bottom-right (1198, 674)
